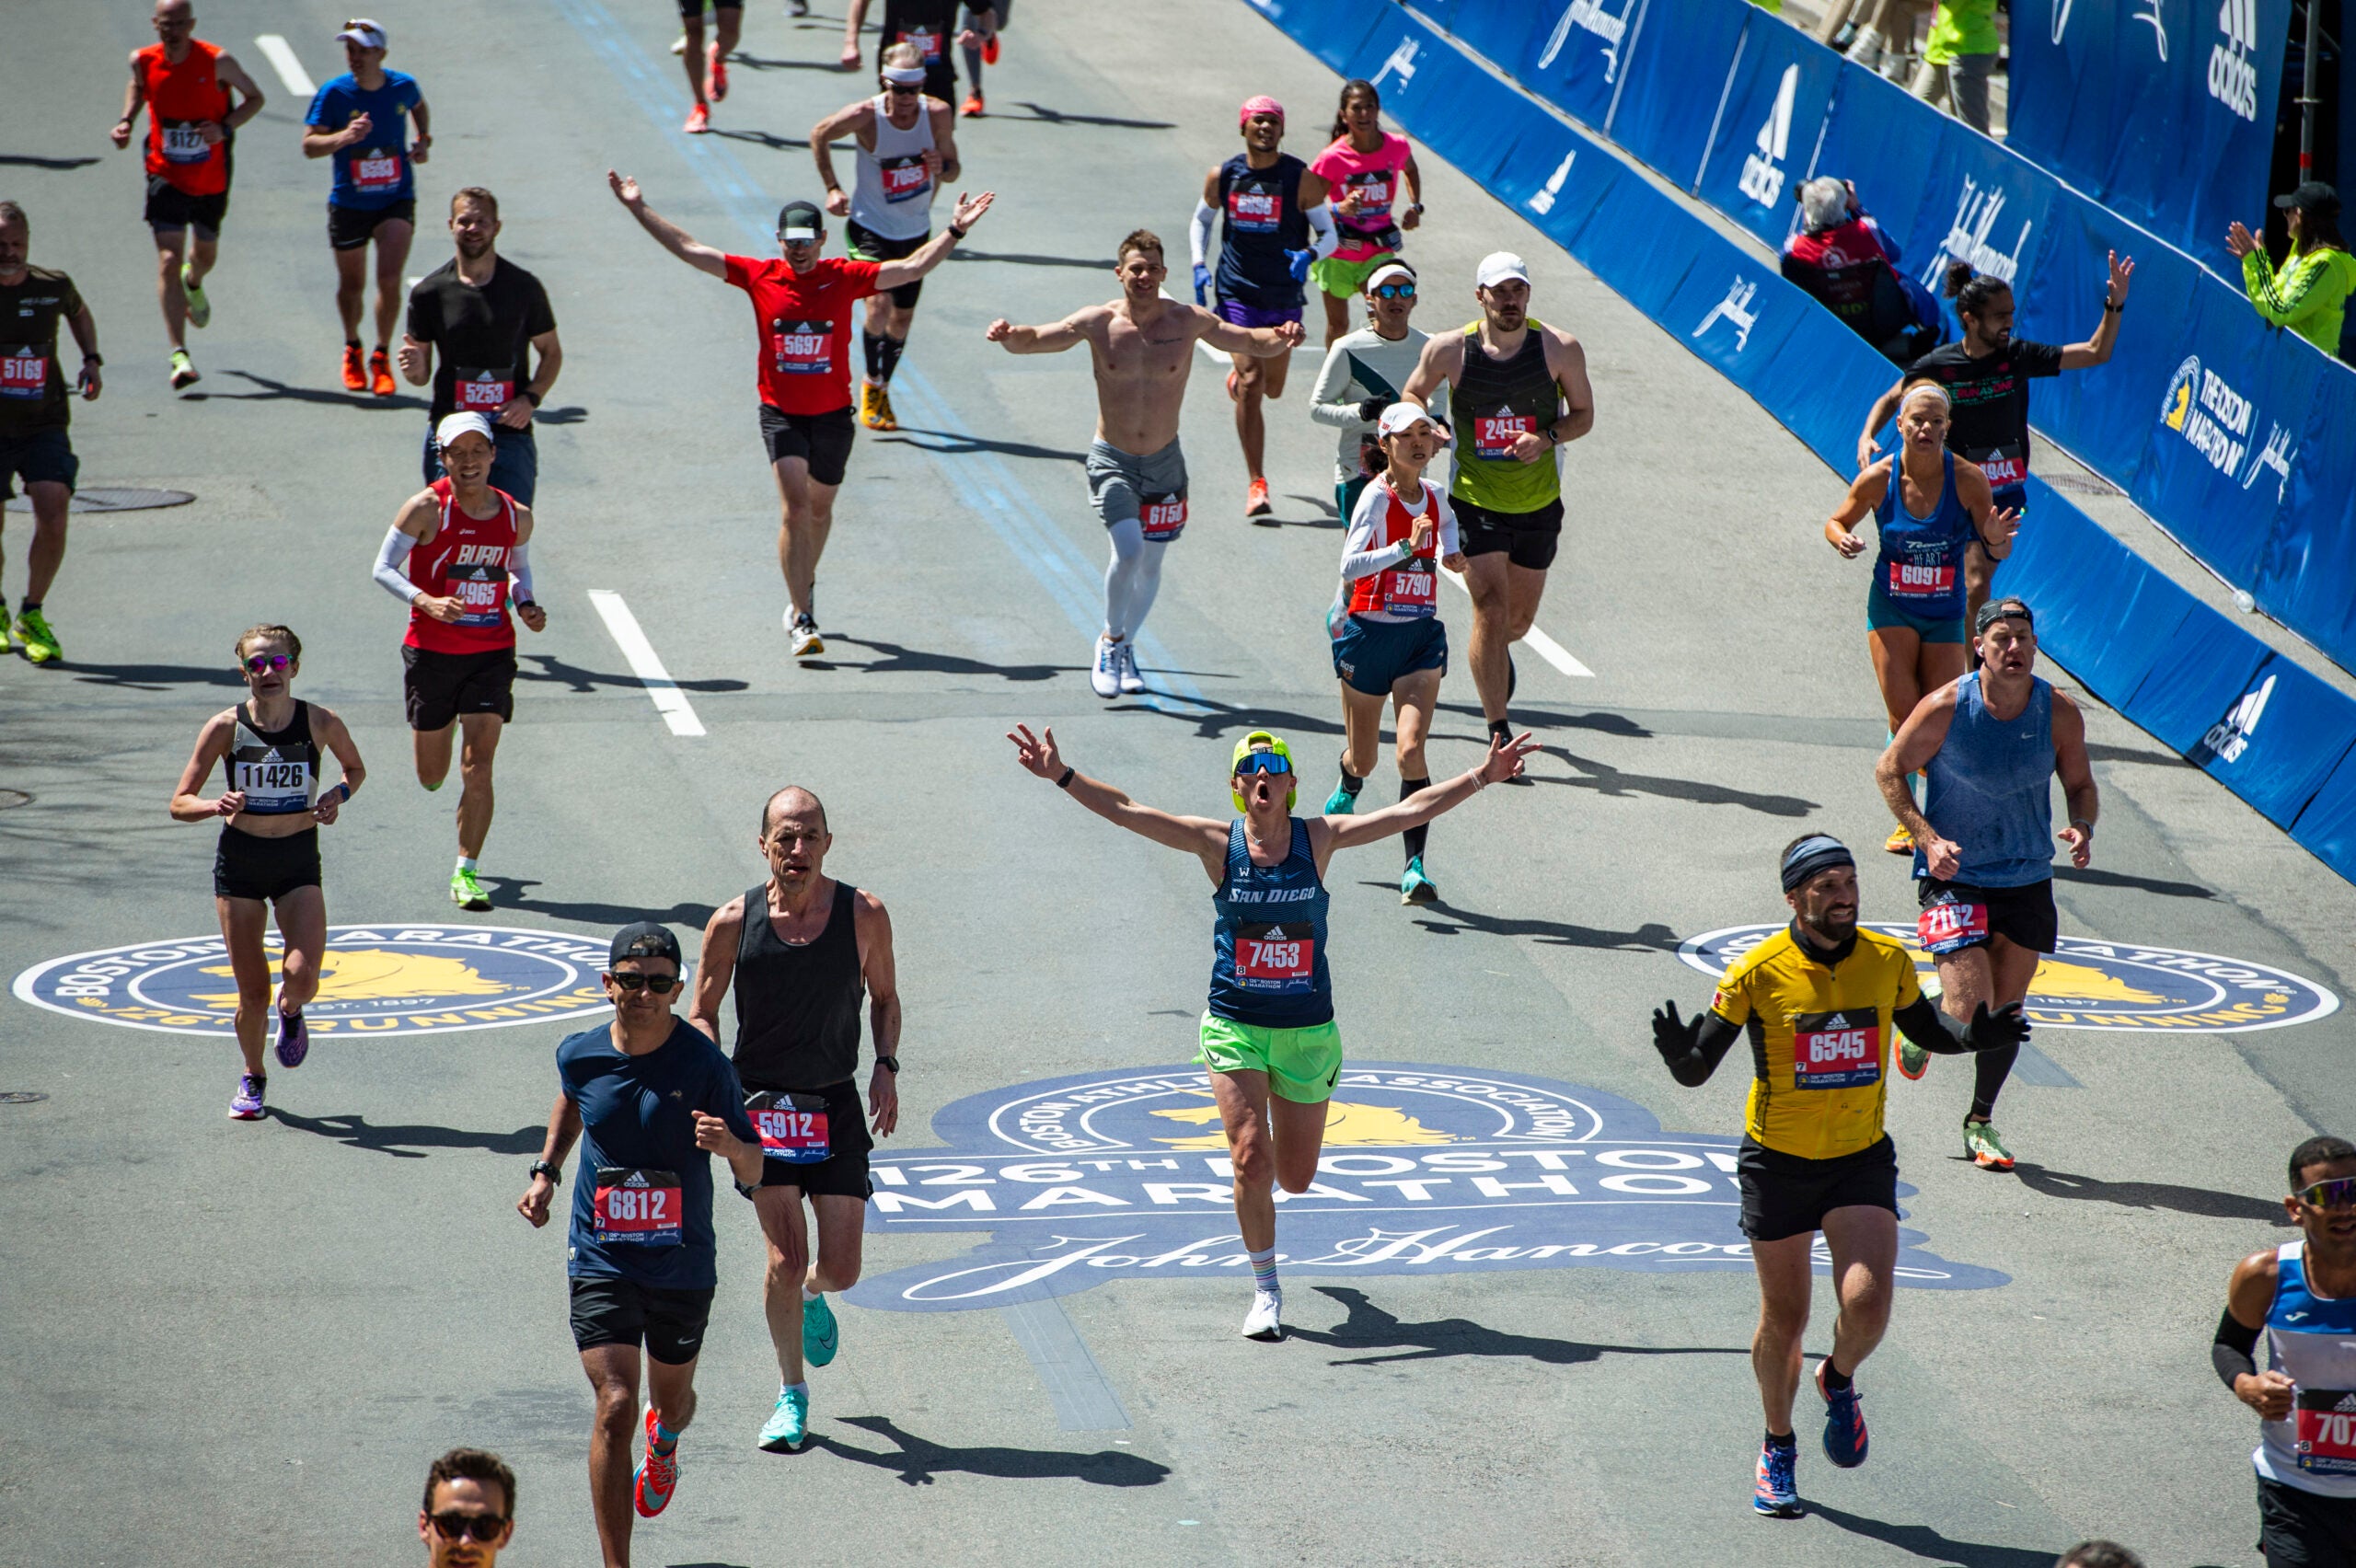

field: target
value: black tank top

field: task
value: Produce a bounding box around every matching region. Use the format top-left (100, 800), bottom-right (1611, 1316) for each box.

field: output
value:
top-left (1216, 152), bottom-right (1310, 311)
top-left (731, 880), bottom-right (863, 1093)
top-left (220, 701), bottom-right (320, 816)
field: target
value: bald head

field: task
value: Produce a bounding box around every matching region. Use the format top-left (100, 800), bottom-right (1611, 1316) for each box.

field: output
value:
top-left (760, 786), bottom-right (828, 838)
top-left (154, 0), bottom-right (194, 24)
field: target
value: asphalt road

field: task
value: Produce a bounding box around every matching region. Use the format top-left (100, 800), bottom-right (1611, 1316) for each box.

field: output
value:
top-left (4, 2), bottom-right (2353, 1564)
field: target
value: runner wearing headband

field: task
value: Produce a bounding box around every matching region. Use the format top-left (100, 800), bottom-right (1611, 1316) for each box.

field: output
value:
top-left (1823, 381), bottom-right (2015, 856)
top-left (841, 0), bottom-right (971, 105)
top-left (1650, 834), bottom-right (2026, 1517)
top-left (1006, 721), bottom-right (1538, 1340)
top-left (1305, 79), bottom-right (1420, 346)
top-left (1323, 403), bottom-right (1465, 906)
top-left (1308, 260), bottom-right (1444, 524)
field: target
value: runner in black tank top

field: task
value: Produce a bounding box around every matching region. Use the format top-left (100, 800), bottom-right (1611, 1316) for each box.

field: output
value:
top-left (688, 785), bottom-right (903, 1454)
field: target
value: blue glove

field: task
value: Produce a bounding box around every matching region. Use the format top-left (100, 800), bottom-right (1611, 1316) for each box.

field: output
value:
top-left (1192, 264), bottom-right (1210, 305)
top-left (1285, 248), bottom-right (1313, 282)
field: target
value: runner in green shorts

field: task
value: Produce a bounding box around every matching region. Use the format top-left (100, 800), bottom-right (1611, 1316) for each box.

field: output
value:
top-left (1008, 721), bottom-right (1536, 1341)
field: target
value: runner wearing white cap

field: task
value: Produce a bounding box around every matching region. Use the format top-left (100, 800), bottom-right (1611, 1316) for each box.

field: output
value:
top-left (1404, 251), bottom-right (1592, 758)
top-left (1308, 259), bottom-right (1443, 524)
top-left (372, 410), bottom-right (549, 910)
top-left (301, 17), bottom-right (430, 398)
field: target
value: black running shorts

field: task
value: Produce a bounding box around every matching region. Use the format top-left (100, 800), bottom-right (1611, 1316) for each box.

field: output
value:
top-left (403, 644), bottom-right (517, 732)
top-left (1738, 1135), bottom-right (1899, 1243)
top-left (758, 403), bottom-right (856, 487)
top-left (1454, 496), bottom-right (1564, 571)
top-left (750, 1078), bottom-right (875, 1199)
top-left (214, 824), bottom-right (322, 902)
top-left (568, 1276), bottom-right (715, 1365)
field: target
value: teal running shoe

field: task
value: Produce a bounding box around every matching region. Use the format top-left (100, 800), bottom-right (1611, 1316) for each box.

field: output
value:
top-left (802, 1292), bottom-right (838, 1367)
top-left (1322, 781), bottom-right (1356, 815)
top-left (1400, 855), bottom-right (1438, 905)
top-left (757, 1384), bottom-right (808, 1453)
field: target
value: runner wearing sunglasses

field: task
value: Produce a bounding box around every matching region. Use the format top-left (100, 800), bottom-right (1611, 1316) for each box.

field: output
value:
top-left (418, 1447), bottom-right (515, 1567)
top-left (168, 622), bottom-right (364, 1121)
top-left (2216, 1135), bottom-right (2356, 1565)
top-left (1006, 722), bottom-right (1536, 1340)
top-left (519, 923), bottom-right (763, 1568)
top-left (1308, 260), bottom-right (1441, 525)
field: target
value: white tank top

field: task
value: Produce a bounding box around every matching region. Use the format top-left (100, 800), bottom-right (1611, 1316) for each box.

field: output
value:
top-left (849, 94), bottom-right (937, 241)
top-left (2257, 1239), bottom-right (2356, 1498)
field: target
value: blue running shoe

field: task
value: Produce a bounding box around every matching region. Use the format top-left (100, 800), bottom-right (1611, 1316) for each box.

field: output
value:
top-left (758, 1384), bottom-right (808, 1453)
top-left (802, 1292), bottom-right (839, 1368)
top-left (1753, 1438), bottom-right (1803, 1517)
top-left (1322, 782), bottom-right (1356, 815)
top-left (1400, 856), bottom-right (1438, 905)
top-left (274, 1009), bottom-right (309, 1069)
top-left (1816, 1359), bottom-right (1868, 1468)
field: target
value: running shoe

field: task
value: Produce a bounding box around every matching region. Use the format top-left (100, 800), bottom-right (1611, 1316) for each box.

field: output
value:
top-left (859, 381), bottom-right (899, 431)
top-left (1753, 1439), bottom-right (1803, 1518)
top-left (1963, 1119), bottom-right (2015, 1170)
top-left (340, 342), bottom-right (366, 392)
top-left (1897, 1037), bottom-right (1929, 1079)
top-left (961, 92), bottom-right (985, 117)
top-left (1225, 369), bottom-right (1240, 402)
top-left (758, 1385), bottom-right (809, 1453)
top-left (1815, 1360), bottom-right (1868, 1468)
top-left (1242, 1289), bottom-right (1283, 1342)
top-left (274, 1009), bottom-right (309, 1069)
top-left (670, 31), bottom-right (687, 53)
top-left (788, 613), bottom-right (825, 659)
top-left (1245, 478), bottom-right (1273, 519)
top-left (1115, 640), bottom-right (1146, 696)
top-left (635, 1405), bottom-right (678, 1517)
top-left (180, 263), bottom-right (210, 329)
top-left (983, 31), bottom-right (1000, 63)
top-left (709, 43), bottom-right (729, 100)
top-left (1884, 823), bottom-right (1914, 856)
top-left (803, 1291), bottom-right (839, 1367)
top-left (228, 1073), bottom-right (266, 1121)
top-left (368, 347), bottom-right (396, 398)
top-left (685, 103), bottom-right (711, 134)
top-left (1090, 635), bottom-right (1120, 698)
top-left (169, 348), bottom-right (200, 391)
top-left (1401, 856), bottom-right (1438, 905)
top-left (1322, 782), bottom-right (1356, 815)
top-left (450, 867), bottom-right (492, 912)
top-left (13, 608), bottom-right (61, 665)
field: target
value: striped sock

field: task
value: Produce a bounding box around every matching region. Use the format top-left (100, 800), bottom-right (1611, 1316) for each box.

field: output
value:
top-left (1248, 1247), bottom-right (1278, 1295)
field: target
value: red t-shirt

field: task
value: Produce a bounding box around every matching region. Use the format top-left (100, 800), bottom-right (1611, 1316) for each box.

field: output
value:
top-left (724, 255), bottom-right (881, 416)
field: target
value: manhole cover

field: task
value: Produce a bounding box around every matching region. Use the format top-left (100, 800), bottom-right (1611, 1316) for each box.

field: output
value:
top-left (0, 790), bottom-right (28, 809)
top-left (0, 1091), bottom-right (49, 1105)
top-left (70, 488), bottom-right (195, 513)
top-left (2043, 473), bottom-right (2121, 498)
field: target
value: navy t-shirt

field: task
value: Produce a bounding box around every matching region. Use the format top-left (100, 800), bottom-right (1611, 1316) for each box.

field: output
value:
top-left (559, 1019), bottom-right (758, 1291)
top-left (305, 70), bottom-right (422, 209)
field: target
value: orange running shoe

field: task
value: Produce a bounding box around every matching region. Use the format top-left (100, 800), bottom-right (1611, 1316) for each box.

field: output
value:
top-left (961, 92), bottom-right (985, 117)
top-left (1245, 478), bottom-right (1273, 518)
top-left (368, 347), bottom-right (396, 398)
top-left (983, 32), bottom-right (1000, 64)
top-left (684, 102), bottom-right (710, 134)
top-left (710, 43), bottom-right (729, 100)
top-left (341, 342), bottom-right (366, 392)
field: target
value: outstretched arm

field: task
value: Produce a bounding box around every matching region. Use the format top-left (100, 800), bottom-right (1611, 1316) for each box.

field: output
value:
top-left (1199, 308), bottom-right (1303, 360)
top-left (987, 308), bottom-right (1091, 354)
top-left (2060, 251), bottom-right (2133, 368)
top-left (1892, 995), bottom-right (2028, 1055)
top-left (874, 190), bottom-right (994, 291)
top-left (607, 171), bottom-right (726, 279)
top-left (1008, 724), bottom-right (1229, 869)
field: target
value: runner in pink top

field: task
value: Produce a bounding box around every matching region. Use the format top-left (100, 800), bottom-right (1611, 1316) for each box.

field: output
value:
top-left (1307, 79), bottom-right (1421, 344)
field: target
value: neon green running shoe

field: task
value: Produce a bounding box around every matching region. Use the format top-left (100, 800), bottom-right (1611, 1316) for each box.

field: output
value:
top-left (1962, 1120), bottom-right (2015, 1170)
top-left (449, 867), bottom-right (491, 911)
top-left (1897, 1038), bottom-right (1929, 1079)
top-left (169, 348), bottom-right (200, 391)
top-left (180, 264), bottom-right (210, 329)
top-left (14, 608), bottom-right (61, 664)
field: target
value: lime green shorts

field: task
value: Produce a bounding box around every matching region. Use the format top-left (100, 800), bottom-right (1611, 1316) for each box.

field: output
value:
top-left (1196, 1013), bottom-right (1344, 1103)
top-left (1310, 249), bottom-right (1401, 301)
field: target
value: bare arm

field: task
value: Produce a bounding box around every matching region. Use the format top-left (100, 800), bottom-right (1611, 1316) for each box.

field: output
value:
top-left (307, 705), bottom-right (367, 823)
top-left (1314, 734), bottom-right (1537, 870)
top-left (1199, 306), bottom-right (1302, 359)
top-left (930, 101), bottom-right (961, 183)
top-left (2060, 250), bottom-right (2134, 369)
top-left (1403, 331), bottom-right (1461, 409)
top-left (112, 55), bottom-right (147, 146)
top-left (168, 712), bottom-right (239, 822)
top-left (841, 0), bottom-right (870, 65)
top-left (1401, 152), bottom-right (1423, 225)
top-left (65, 303), bottom-right (100, 399)
top-left (606, 171), bottom-right (727, 279)
top-left (1542, 329), bottom-right (1594, 445)
top-left (856, 893), bottom-right (901, 1136)
top-left (1857, 376), bottom-right (1905, 469)
top-left (985, 306), bottom-right (1094, 354)
top-left (1007, 723), bottom-right (1229, 874)
top-left (688, 898), bottom-right (744, 1042)
top-left (524, 328), bottom-right (562, 404)
top-left (214, 52), bottom-right (266, 132)
top-left (2224, 1250), bottom-right (2292, 1419)
top-left (302, 103), bottom-right (369, 159)
top-left (517, 1092), bottom-right (583, 1227)
top-left (1875, 685), bottom-right (1960, 857)
top-left (1825, 461), bottom-right (1891, 558)
top-left (1953, 458), bottom-right (2016, 558)
top-left (873, 190), bottom-right (994, 291)
top-left (2051, 690), bottom-right (2097, 868)
top-left (810, 100), bottom-right (869, 206)
top-left (409, 98), bottom-right (431, 163)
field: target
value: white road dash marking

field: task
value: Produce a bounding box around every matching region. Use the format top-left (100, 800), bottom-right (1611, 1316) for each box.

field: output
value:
top-left (255, 35), bottom-right (316, 98)
top-left (1440, 565), bottom-right (1596, 677)
top-left (587, 590), bottom-right (706, 736)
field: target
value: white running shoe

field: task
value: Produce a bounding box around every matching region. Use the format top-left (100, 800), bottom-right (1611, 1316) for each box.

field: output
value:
top-left (1242, 1290), bottom-right (1283, 1342)
top-left (1115, 640), bottom-right (1147, 695)
top-left (787, 612), bottom-right (825, 659)
top-left (1091, 636), bottom-right (1121, 698)
top-left (670, 31), bottom-right (687, 53)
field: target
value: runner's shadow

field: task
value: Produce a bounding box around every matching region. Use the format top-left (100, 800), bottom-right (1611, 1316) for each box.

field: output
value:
top-left (710, 128), bottom-right (811, 151)
top-left (1289, 1287), bottom-right (1751, 1368)
top-left (1803, 1502), bottom-right (2060, 1567)
top-left (498, 881), bottom-right (717, 930)
top-left (182, 369), bottom-right (428, 411)
top-left (267, 1109), bottom-right (542, 1159)
top-left (2012, 1162), bottom-right (2291, 1225)
top-left (2051, 864), bottom-right (2214, 899)
top-left (809, 1416), bottom-right (1171, 1488)
top-left (949, 248), bottom-right (1114, 271)
top-left (1529, 749), bottom-right (1817, 817)
top-left (1364, 891), bottom-right (1684, 952)
top-left (0, 155), bottom-right (101, 169)
top-left (1005, 102), bottom-right (1178, 130)
top-left (1117, 694), bottom-right (1344, 742)
top-left (724, 53), bottom-right (857, 71)
top-left (533, 405), bottom-right (590, 425)
top-left (877, 429), bottom-right (1087, 463)
top-left (59, 662), bottom-right (244, 690)
top-left (517, 653), bottom-right (748, 695)
top-left (1437, 701), bottom-right (1653, 738)
top-left (1254, 500), bottom-right (1344, 530)
top-left (821, 635), bottom-right (1068, 682)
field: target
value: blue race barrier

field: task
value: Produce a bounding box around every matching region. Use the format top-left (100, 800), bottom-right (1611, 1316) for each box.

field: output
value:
top-left (2179, 653), bottom-right (2356, 829)
top-left (1987, 478), bottom-right (2196, 710)
top-left (1692, 17), bottom-right (1845, 248)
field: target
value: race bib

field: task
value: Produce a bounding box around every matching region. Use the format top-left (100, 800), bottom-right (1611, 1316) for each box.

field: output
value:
top-left (1918, 897), bottom-right (1990, 954)
top-left (1792, 1009), bottom-right (1880, 1090)
top-left (880, 153), bottom-right (930, 203)
top-left (455, 366), bottom-right (514, 411)
top-left (771, 317), bottom-right (832, 376)
top-left (446, 559), bottom-right (508, 628)
top-left (1379, 559), bottom-right (1438, 617)
top-left (352, 151), bottom-right (403, 193)
top-left (1971, 445), bottom-right (2027, 489)
top-left (161, 121), bottom-right (212, 163)
top-left (1140, 492), bottom-right (1188, 542)
top-left (1227, 189), bottom-right (1280, 232)
top-left (2296, 1390), bottom-right (2356, 1476)
top-left (1473, 414), bottom-right (1532, 460)
top-left (231, 757), bottom-right (313, 813)
top-left (0, 349), bottom-right (48, 400)
top-left (593, 1169), bottom-right (683, 1246)
top-left (1887, 559), bottom-right (1957, 598)
top-left (1234, 922), bottom-right (1315, 990)
top-left (896, 26), bottom-right (943, 62)
top-left (1345, 169), bottom-right (1395, 221)
top-left (747, 1090), bottom-right (832, 1165)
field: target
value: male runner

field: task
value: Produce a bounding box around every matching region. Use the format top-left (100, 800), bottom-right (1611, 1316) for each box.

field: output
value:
top-left (1404, 252), bottom-right (1594, 754)
top-left (518, 923), bottom-right (764, 1568)
top-left (678, 1), bottom-right (742, 135)
top-left (609, 171), bottom-right (992, 658)
top-left (0, 202), bottom-right (101, 667)
top-left (399, 189), bottom-right (561, 505)
top-left (1308, 260), bottom-right (1443, 522)
top-left (841, 0), bottom-right (972, 102)
top-left (1189, 96), bottom-right (1342, 518)
top-left (1874, 597), bottom-right (2097, 1171)
top-left (987, 230), bottom-right (1301, 697)
top-left (109, 0), bottom-right (264, 393)
top-left (1010, 724), bottom-right (1538, 1339)
top-left (812, 43), bottom-right (961, 433)
top-left (371, 412), bottom-right (549, 910)
top-left (418, 1448), bottom-right (516, 1567)
top-left (688, 787), bottom-right (901, 1456)
top-left (1650, 834), bottom-right (2026, 1517)
top-left (2216, 1135), bottom-right (2356, 1567)
top-left (302, 19), bottom-right (430, 398)
top-left (956, 3), bottom-right (1006, 118)
top-left (1856, 252), bottom-right (2132, 633)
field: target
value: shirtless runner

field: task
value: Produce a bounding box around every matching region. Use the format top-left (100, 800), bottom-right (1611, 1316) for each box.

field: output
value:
top-left (985, 228), bottom-right (1300, 698)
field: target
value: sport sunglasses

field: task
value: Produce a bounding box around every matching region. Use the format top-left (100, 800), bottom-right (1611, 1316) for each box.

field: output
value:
top-left (1235, 752), bottom-right (1292, 778)
top-left (1370, 282), bottom-right (1416, 299)
top-left (428, 1511), bottom-right (508, 1543)
top-left (2296, 1177), bottom-right (2356, 1210)
top-left (607, 972), bottom-right (682, 995)
top-left (243, 653), bottom-right (294, 674)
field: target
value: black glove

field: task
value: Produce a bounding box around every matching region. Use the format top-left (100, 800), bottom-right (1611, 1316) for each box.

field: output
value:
top-left (1356, 396), bottom-right (1389, 423)
top-left (1651, 999), bottom-right (1703, 1064)
top-left (1967, 999), bottom-right (2030, 1052)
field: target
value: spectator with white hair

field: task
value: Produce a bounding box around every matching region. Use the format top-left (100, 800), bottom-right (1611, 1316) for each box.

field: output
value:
top-left (1780, 178), bottom-right (1939, 365)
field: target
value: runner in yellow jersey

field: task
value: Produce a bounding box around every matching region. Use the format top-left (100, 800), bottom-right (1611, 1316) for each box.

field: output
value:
top-left (1649, 833), bottom-right (2026, 1519)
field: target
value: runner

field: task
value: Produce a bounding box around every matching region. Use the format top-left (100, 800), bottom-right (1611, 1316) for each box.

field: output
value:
top-left (1306, 79), bottom-right (1420, 346)
top-left (1874, 597), bottom-right (2098, 1171)
top-left (399, 188), bottom-right (562, 505)
top-left (2215, 1135), bottom-right (2356, 1567)
top-left (1006, 723), bottom-right (1539, 1338)
top-left (1323, 404), bottom-right (1465, 906)
top-left (1189, 95), bottom-right (1344, 519)
top-left (1309, 259), bottom-right (1441, 523)
top-left (0, 202), bottom-right (101, 667)
top-left (687, 787), bottom-right (901, 1456)
top-left (840, 0), bottom-right (970, 104)
top-left (609, 171), bottom-right (992, 657)
top-left (1823, 383), bottom-right (2016, 855)
top-left (678, 1), bottom-right (742, 134)
top-left (1403, 251), bottom-right (1595, 757)
top-left (1854, 251), bottom-right (2132, 634)
top-left (109, 0), bottom-right (265, 393)
top-left (418, 1448), bottom-right (517, 1567)
top-left (301, 18), bottom-right (430, 398)
top-left (1648, 834), bottom-right (2027, 1517)
top-left (811, 42), bottom-right (961, 433)
top-left (167, 624), bottom-right (365, 1121)
top-left (985, 229), bottom-right (1300, 696)
top-left (371, 412), bottom-right (549, 911)
top-left (517, 922), bottom-right (765, 1568)
top-left (955, 2), bottom-right (1006, 118)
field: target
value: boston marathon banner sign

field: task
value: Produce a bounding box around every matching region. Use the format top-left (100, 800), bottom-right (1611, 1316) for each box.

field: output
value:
top-left (844, 1064), bottom-right (2005, 1312)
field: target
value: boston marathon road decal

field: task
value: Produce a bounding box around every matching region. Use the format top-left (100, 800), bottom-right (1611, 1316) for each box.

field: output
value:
top-left (13, 926), bottom-right (613, 1039)
top-left (1680, 926), bottom-right (2339, 1034)
top-left (845, 1063), bottom-right (2004, 1312)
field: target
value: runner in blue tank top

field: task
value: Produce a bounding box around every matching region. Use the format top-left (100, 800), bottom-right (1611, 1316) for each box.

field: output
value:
top-left (1875, 598), bottom-right (2098, 1170)
top-left (1823, 382), bottom-right (2015, 858)
top-left (2218, 1135), bottom-right (2356, 1565)
top-left (1008, 721), bottom-right (1537, 1342)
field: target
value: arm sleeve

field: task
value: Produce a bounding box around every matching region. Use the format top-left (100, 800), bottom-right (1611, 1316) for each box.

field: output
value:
top-left (1335, 484), bottom-right (1400, 581)
top-left (1308, 342), bottom-right (1362, 429)
top-left (373, 525), bottom-right (419, 605)
top-left (506, 539), bottom-right (535, 604)
top-left (1304, 201), bottom-right (1339, 260)
top-left (2242, 249), bottom-right (2334, 330)
top-left (1661, 1012), bottom-right (1744, 1089)
top-left (1189, 200), bottom-right (1217, 270)
top-left (1434, 489), bottom-right (1461, 557)
top-left (2214, 1307), bottom-right (2261, 1390)
top-left (1891, 995), bottom-right (1977, 1055)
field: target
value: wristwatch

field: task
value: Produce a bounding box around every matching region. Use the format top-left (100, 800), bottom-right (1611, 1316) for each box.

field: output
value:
top-left (876, 1055), bottom-right (900, 1075)
top-left (529, 1159), bottom-right (561, 1185)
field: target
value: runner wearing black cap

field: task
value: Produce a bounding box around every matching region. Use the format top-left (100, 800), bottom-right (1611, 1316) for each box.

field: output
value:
top-left (608, 170), bottom-right (992, 658)
top-left (2229, 183), bottom-right (2354, 354)
top-left (518, 921), bottom-right (764, 1568)
top-left (1874, 597), bottom-right (2097, 1171)
top-left (1650, 834), bottom-right (2025, 1518)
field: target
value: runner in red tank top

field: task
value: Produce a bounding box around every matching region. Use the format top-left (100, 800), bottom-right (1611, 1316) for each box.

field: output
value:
top-left (371, 413), bottom-right (549, 910)
top-left (109, 0), bottom-right (266, 392)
